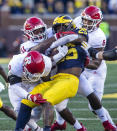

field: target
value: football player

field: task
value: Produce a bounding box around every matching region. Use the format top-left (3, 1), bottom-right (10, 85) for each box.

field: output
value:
top-left (49, 7), bottom-right (117, 131)
top-left (0, 65), bottom-right (16, 120)
top-left (74, 5), bottom-right (117, 129)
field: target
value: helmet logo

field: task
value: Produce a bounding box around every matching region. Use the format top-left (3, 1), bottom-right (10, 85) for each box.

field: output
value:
top-left (24, 56), bottom-right (31, 65)
top-left (25, 23), bottom-right (31, 30)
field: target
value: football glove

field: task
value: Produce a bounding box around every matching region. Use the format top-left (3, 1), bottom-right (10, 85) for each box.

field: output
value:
top-left (52, 45), bottom-right (68, 64)
top-left (27, 93), bottom-right (47, 105)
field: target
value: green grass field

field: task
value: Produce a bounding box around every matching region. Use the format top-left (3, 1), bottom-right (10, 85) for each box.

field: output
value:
top-left (0, 62), bottom-right (117, 131)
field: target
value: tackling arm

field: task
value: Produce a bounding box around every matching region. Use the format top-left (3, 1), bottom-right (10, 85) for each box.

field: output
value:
top-left (88, 47), bottom-right (117, 61)
top-left (30, 32), bottom-right (86, 54)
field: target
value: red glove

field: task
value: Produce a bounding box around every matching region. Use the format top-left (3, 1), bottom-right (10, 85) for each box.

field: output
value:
top-left (54, 32), bottom-right (63, 40)
top-left (27, 93), bottom-right (47, 104)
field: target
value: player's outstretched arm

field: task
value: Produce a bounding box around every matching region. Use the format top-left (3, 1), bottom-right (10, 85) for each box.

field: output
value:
top-left (0, 104), bottom-right (17, 120)
top-left (88, 47), bottom-right (117, 61)
top-left (30, 36), bottom-right (56, 53)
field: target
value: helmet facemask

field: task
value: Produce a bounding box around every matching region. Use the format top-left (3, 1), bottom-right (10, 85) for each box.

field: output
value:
top-left (23, 17), bottom-right (47, 42)
top-left (24, 26), bottom-right (47, 42)
top-left (23, 66), bottom-right (41, 82)
top-left (81, 17), bottom-right (102, 32)
top-left (53, 22), bottom-right (76, 33)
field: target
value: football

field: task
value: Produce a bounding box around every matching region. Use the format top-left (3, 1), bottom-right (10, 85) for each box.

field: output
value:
top-left (49, 47), bottom-right (59, 57)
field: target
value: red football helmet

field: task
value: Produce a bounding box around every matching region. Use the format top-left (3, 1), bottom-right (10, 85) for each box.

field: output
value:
top-left (81, 6), bottom-right (103, 32)
top-left (23, 51), bottom-right (45, 82)
top-left (23, 17), bottom-right (47, 42)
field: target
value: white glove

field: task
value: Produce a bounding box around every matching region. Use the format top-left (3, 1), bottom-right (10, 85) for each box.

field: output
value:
top-left (0, 82), bottom-right (5, 92)
top-left (81, 41), bottom-right (90, 55)
top-left (52, 46), bottom-right (68, 64)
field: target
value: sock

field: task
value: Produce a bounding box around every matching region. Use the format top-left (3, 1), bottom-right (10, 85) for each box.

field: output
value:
top-left (27, 118), bottom-right (39, 130)
top-left (55, 110), bottom-right (65, 125)
top-left (15, 103), bottom-right (32, 130)
top-left (74, 120), bottom-right (82, 129)
top-left (95, 107), bottom-right (108, 122)
top-left (103, 107), bottom-right (116, 127)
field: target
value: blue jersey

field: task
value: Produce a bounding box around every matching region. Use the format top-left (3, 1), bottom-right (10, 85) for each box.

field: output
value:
top-left (57, 27), bottom-right (88, 71)
top-left (74, 27), bottom-right (88, 42)
top-left (58, 43), bottom-right (87, 71)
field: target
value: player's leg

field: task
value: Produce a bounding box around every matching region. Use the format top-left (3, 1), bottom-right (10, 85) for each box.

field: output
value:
top-left (0, 97), bottom-right (16, 120)
top-left (78, 74), bottom-right (116, 131)
top-left (88, 75), bottom-right (116, 130)
top-left (53, 99), bottom-right (87, 131)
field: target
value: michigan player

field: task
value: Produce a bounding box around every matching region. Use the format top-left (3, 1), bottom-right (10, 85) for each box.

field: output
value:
top-left (0, 65), bottom-right (16, 120)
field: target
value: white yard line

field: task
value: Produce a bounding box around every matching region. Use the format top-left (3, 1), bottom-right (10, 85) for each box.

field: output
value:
top-left (71, 108), bottom-right (117, 111)
top-left (70, 100), bottom-right (117, 104)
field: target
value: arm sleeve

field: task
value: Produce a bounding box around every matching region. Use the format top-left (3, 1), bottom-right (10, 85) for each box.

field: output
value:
top-left (50, 34), bottom-right (78, 49)
top-left (103, 48), bottom-right (117, 61)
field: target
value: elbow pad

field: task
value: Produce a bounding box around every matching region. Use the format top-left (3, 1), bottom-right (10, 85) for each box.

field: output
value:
top-left (103, 48), bottom-right (117, 61)
top-left (88, 47), bottom-right (99, 58)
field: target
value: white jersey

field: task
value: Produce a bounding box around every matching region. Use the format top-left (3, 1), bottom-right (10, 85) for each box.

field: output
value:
top-left (74, 16), bottom-right (107, 77)
top-left (20, 27), bottom-right (54, 53)
top-left (8, 52), bottom-right (52, 78)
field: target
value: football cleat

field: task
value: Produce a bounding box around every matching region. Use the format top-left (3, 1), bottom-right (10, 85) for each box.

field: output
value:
top-left (24, 127), bottom-right (32, 131)
top-left (103, 120), bottom-right (117, 131)
top-left (51, 121), bottom-right (66, 131)
top-left (77, 123), bottom-right (87, 131)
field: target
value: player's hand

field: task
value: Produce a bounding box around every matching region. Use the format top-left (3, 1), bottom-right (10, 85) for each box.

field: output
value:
top-left (0, 82), bottom-right (5, 93)
top-left (27, 94), bottom-right (47, 104)
top-left (57, 45), bottom-right (68, 57)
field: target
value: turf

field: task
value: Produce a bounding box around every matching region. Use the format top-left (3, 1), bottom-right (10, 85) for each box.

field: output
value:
top-left (0, 62), bottom-right (117, 131)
